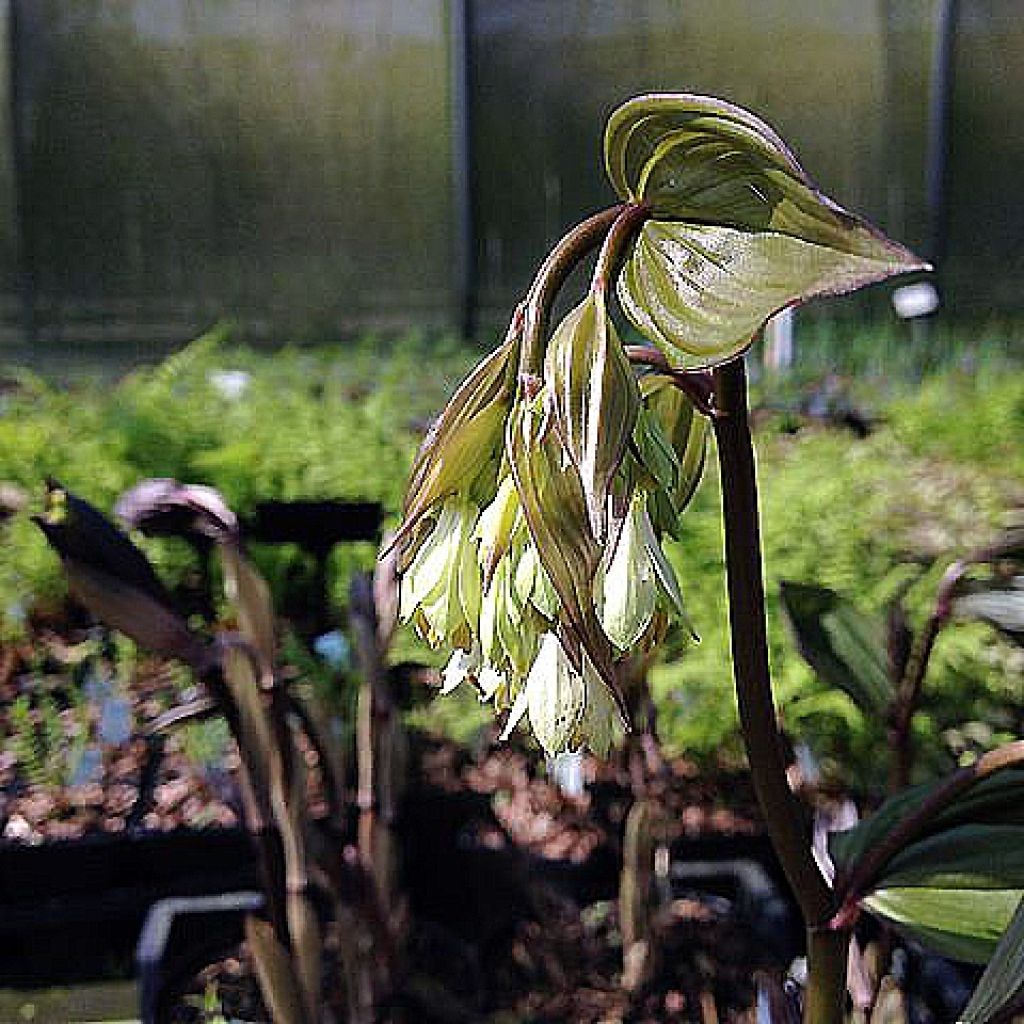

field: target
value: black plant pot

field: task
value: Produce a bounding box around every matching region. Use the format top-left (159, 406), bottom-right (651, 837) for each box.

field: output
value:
top-left (0, 827), bottom-right (258, 988)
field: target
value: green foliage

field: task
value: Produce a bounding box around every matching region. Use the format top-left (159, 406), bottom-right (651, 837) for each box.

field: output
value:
top-left (889, 364), bottom-right (1024, 479)
top-left (652, 364), bottom-right (1022, 782)
top-left (0, 328), bottom-right (478, 632)
top-left (779, 581), bottom-right (892, 717)
top-left (1, 325), bottom-right (1021, 780)
top-left (605, 94), bottom-right (924, 367)
top-left (4, 689), bottom-right (90, 789)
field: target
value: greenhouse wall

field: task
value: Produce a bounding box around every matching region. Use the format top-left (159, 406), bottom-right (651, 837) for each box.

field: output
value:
top-left (0, 0), bottom-right (1019, 348)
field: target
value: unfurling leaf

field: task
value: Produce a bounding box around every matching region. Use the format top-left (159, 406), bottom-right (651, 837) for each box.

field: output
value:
top-left (34, 482), bottom-right (203, 665)
top-left (604, 94), bottom-right (927, 367)
top-left (959, 895), bottom-right (1024, 1022)
top-left (780, 581), bottom-right (892, 716)
top-left (544, 294), bottom-right (639, 540)
top-left (114, 478), bottom-right (238, 543)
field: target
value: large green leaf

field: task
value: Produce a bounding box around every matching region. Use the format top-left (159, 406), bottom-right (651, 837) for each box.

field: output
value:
top-left (959, 896), bottom-right (1024, 1023)
top-left (618, 221), bottom-right (922, 368)
top-left (604, 94), bottom-right (925, 367)
top-left (831, 772), bottom-right (1024, 963)
top-left (780, 581), bottom-right (892, 716)
top-left (864, 887), bottom-right (1021, 965)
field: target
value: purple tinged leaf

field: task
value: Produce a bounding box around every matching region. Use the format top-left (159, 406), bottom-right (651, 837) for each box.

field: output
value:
top-left (33, 483), bottom-right (204, 665)
top-left (115, 478), bottom-right (238, 543)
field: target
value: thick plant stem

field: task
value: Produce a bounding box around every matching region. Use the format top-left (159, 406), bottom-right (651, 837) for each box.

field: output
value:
top-left (712, 358), bottom-right (843, 1024)
top-left (806, 927), bottom-right (851, 1024)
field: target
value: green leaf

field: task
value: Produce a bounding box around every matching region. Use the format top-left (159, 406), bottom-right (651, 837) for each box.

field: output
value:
top-left (831, 772), bottom-right (1024, 963)
top-left (780, 581), bottom-right (892, 716)
top-left (632, 404), bottom-right (679, 499)
top-left (638, 375), bottom-right (707, 529)
top-left (605, 93), bottom-right (801, 214)
top-left (864, 887), bottom-right (1021, 965)
top-left (604, 94), bottom-right (926, 367)
top-left (959, 895), bottom-right (1024, 1022)
top-left (619, 221), bottom-right (923, 368)
top-left (878, 824), bottom-right (1024, 890)
top-left (544, 294), bottom-right (639, 541)
top-left (830, 770), bottom-right (1024, 875)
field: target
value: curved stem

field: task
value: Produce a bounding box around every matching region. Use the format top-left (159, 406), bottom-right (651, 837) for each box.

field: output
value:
top-left (590, 201), bottom-right (651, 297)
top-left (712, 358), bottom-right (843, 1024)
top-left (891, 531), bottom-right (1020, 790)
top-left (519, 205), bottom-right (623, 376)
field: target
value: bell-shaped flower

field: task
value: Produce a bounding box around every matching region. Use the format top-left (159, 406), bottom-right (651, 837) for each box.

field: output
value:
top-left (501, 632), bottom-right (626, 757)
top-left (399, 498), bottom-right (481, 651)
top-left (597, 490), bottom-right (690, 651)
top-left (33, 480), bottom-right (205, 666)
top-left (474, 474), bottom-right (520, 587)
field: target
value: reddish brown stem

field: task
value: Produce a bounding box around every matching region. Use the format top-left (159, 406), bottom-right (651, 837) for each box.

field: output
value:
top-left (626, 344), bottom-right (717, 416)
top-left (591, 201), bottom-right (651, 295)
top-left (519, 205), bottom-right (624, 375)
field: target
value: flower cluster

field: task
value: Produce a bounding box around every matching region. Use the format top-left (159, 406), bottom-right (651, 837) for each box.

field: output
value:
top-left (393, 297), bottom-right (705, 756)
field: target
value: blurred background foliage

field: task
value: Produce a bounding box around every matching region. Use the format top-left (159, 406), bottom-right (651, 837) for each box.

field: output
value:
top-left (1, 324), bottom-right (1020, 788)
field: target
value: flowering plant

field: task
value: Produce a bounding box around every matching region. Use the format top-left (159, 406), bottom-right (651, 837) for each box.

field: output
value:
top-left (394, 93), bottom-right (922, 759)
top-left (392, 95), bottom-right (1024, 1024)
